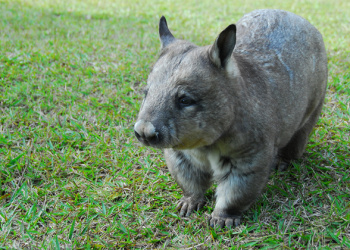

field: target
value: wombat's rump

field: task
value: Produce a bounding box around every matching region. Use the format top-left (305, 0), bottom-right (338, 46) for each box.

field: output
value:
top-left (134, 9), bottom-right (327, 228)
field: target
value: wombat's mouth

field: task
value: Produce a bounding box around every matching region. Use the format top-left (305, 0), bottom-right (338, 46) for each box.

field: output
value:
top-left (172, 138), bottom-right (206, 150)
top-left (134, 120), bottom-right (207, 149)
top-left (135, 133), bottom-right (199, 150)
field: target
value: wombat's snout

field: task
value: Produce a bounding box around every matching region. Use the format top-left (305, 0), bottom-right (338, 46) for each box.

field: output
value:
top-left (134, 120), bottom-right (159, 146)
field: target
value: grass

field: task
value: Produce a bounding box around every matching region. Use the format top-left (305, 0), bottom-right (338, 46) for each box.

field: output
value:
top-left (0, 0), bottom-right (349, 248)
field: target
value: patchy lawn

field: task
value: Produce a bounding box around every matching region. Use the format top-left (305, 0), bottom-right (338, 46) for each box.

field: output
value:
top-left (0, 0), bottom-right (349, 248)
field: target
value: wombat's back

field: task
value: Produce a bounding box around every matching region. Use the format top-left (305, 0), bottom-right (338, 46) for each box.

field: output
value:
top-left (233, 9), bottom-right (327, 141)
top-left (235, 9), bottom-right (326, 67)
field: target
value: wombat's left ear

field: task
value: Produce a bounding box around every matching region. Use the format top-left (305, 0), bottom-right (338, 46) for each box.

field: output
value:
top-left (209, 24), bottom-right (236, 69)
top-left (159, 16), bottom-right (176, 49)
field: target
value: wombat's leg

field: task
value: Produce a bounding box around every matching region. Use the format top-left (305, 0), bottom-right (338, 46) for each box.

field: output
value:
top-left (278, 101), bottom-right (324, 164)
top-left (209, 158), bottom-right (272, 228)
top-left (164, 149), bottom-right (212, 217)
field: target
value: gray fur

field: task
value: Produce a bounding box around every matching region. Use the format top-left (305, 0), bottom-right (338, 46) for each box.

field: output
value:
top-left (134, 9), bottom-right (327, 228)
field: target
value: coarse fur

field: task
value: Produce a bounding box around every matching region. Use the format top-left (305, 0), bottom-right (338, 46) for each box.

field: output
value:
top-left (134, 9), bottom-right (327, 228)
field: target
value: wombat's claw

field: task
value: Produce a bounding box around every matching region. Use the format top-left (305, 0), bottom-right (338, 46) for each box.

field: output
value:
top-left (208, 214), bottom-right (241, 229)
top-left (275, 160), bottom-right (291, 172)
top-left (176, 196), bottom-right (205, 217)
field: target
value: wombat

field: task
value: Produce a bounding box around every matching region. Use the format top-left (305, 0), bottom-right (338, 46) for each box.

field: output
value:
top-left (134, 9), bottom-right (327, 228)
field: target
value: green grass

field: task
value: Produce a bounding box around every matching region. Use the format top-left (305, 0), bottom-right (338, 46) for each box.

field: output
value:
top-left (0, 0), bottom-right (349, 248)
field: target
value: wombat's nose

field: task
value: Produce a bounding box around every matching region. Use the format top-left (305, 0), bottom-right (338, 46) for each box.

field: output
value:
top-left (134, 120), bottom-right (159, 145)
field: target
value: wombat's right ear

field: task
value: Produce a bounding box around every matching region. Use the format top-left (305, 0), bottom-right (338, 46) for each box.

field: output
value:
top-left (159, 16), bottom-right (175, 48)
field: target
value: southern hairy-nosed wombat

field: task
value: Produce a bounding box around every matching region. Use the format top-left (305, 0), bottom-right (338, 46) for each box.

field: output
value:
top-left (134, 9), bottom-right (327, 228)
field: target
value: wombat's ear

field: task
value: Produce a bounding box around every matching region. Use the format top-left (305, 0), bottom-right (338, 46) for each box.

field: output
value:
top-left (209, 24), bottom-right (236, 69)
top-left (159, 16), bottom-right (176, 49)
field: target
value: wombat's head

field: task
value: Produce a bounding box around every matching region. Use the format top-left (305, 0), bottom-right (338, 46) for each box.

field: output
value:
top-left (134, 16), bottom-right (239, 149)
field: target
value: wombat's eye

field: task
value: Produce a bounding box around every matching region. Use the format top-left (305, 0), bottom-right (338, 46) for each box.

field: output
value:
top-left (178, 96), bottom-right (196, 108)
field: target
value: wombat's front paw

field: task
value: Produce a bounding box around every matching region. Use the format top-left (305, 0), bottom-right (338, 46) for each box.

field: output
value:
top-left (176, 196), bottom-right (206, 217)
top-left (275, 159), bottom-right (291, 172)
top-left (209, 213), bottom-right (241, 229)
